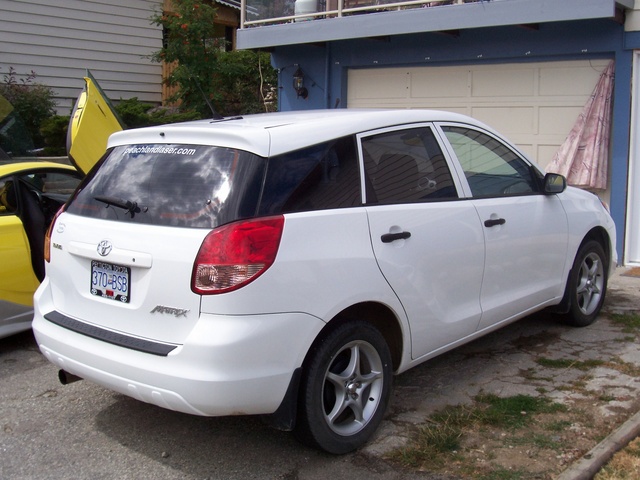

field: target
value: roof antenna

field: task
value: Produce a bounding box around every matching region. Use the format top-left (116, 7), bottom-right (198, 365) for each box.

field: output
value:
top-left (189, 72), bottom-right (224, 121)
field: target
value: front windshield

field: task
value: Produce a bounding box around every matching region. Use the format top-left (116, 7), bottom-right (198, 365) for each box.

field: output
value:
top-left (67, 144), bottom-right (266, 228)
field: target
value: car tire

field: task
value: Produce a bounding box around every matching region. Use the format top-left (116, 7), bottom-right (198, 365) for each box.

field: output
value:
top-left (294, 320), bottom-right (393, 454)
top-left (563, 240), bottom-right (608, 327)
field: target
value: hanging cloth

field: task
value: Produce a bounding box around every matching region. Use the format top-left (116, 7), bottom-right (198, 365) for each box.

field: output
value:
top-left (546, 60), bottom-right (614, 190)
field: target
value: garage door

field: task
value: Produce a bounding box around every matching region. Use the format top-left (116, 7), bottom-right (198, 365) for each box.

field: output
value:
top-left (347, 60), bottom-right (611, 169)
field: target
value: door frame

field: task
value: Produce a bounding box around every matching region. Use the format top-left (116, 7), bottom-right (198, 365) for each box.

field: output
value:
top-left (626, 51), bottom-right (640, 265)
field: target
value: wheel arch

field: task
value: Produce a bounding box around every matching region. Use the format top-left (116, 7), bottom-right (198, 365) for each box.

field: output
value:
top-left (554, 226), bottom-right (613, 314)
top-left (320, 301), bottom-right (404, 372)
top-left (264, 301), bottom-right (404, 432)
top-left (581, 226), bottom-right (613, 270)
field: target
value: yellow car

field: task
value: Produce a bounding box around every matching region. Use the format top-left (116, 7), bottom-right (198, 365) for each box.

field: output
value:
top-left (0, 162), bottom-right (82, 338)
top-left (0, 71), bottom-right (121, 339)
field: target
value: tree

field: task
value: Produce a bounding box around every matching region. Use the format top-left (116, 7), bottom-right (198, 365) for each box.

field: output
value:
top-left (150, 0), bottom-right (277, 117)
top-left (151, 0), bottom-right (220, 117)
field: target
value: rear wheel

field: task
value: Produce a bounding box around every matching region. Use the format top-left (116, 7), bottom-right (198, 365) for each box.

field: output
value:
top-left (295, 321), bottom-right (392, 454)
top-left (563, 240), bottom-right (608, 327)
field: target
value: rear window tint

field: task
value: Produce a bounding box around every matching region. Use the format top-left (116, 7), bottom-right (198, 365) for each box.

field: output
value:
top-left (67, 144), bottom-right (265, 228)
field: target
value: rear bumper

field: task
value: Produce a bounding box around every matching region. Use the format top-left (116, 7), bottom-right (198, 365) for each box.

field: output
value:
top-left (33, 286), bottom-right (324, 417)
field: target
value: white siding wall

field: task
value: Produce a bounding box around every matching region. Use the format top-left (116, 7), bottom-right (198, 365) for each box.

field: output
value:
top-left (0, 0), bottom-right (163, 114)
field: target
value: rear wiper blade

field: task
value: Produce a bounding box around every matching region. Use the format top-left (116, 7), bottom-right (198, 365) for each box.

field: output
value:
top-left (94, 195), bottom-right (139, 214)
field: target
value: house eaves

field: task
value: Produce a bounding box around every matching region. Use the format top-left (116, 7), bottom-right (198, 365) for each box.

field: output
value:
top-left (237, 0), bottom-right (633, 50)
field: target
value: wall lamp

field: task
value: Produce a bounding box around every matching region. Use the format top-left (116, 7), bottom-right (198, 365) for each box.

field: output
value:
top-left (293, 67), bottom-right (308, 99)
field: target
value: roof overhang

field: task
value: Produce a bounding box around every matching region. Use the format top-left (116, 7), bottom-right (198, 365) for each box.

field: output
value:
top-left (237, 0), bottom-right (633, 50)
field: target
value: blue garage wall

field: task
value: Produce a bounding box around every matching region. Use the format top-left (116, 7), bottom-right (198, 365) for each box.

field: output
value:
top-left (271, 18), bottom-right (632, 261)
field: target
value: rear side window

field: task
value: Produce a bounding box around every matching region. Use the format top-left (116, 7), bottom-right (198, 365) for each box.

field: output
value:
top-left (259, 136), bottom-right (361, 214)
top-left (67, 144), bottom-right (265, 228)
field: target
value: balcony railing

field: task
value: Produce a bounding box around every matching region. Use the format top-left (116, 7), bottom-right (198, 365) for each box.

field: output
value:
top-left (240, 0), bottom-right (485, 28)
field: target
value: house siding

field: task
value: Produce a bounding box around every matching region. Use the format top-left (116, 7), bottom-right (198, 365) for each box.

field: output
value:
top-left (0, 0), bottom-right (163, 114)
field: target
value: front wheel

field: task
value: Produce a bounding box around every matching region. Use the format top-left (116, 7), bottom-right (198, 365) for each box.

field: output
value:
top-left (563, 240), bottom-right (608, 327)
top-left (294, 321), bottom-right (393, 454)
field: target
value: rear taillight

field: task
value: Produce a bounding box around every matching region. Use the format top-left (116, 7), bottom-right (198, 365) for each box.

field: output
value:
top-left (44, 207), bottom-right (65, 263)
top-left (192, 215), bottom-right (284, 295)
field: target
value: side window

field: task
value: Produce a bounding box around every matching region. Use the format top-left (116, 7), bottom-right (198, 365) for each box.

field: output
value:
top-left (20, 171), bottom-right (82, 224)
top-left (361, 126), bottom-right (457, 204)
top-left (442, 126), bottom-right (538, 197)
top-left (0, 178), bottom-right (17, 215)
top-left (39, 172), bottom-right (82, 195)
top-left (260, 136), bottom-right (361, 214)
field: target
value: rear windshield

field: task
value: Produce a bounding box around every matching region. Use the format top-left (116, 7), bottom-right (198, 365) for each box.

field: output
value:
top-left (67, 144), bottom-right (265, 228)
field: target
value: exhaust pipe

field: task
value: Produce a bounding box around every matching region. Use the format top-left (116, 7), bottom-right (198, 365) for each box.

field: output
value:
top-left (58, 369), bottom-right (83, 385)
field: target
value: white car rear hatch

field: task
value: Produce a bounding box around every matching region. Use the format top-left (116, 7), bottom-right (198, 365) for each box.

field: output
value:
top-left (44, 142), bottom-right (268, 347)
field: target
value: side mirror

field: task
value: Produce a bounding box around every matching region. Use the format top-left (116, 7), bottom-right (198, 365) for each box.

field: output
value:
top-left (543, 173), bottom-right (566, 194)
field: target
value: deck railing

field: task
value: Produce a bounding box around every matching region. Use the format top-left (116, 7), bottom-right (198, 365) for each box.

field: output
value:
top-left (240, 0), bottom-right (481, 28)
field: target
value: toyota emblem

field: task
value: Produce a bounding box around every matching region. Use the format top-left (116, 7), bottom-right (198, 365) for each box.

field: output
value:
top-left (97, 240), bottom-right (113, 257)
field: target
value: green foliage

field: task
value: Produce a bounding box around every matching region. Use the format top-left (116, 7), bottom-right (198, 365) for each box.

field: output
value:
top-left (475, 393), bottom-right (566, 430)
top-left (114, 97), bottom-right (202, 128)
top-left (536, 357), bottom-right (605, 371)
top-left (0, 67), bottom-right (56, 149)
top-left (611, 313), bottom-right (640, 334)
top-left (115, 97), bottom-right (156, 128)
top-left (40, 115), bottom-right (69, 156)
top-left (214, 50), bottom-right (277, 116)
top-left (150, 0), bottom-right (224, 116)
top-left (387, 394), bottom-right (567, 473)
top-left (150, 0), bottom-right (276, 117)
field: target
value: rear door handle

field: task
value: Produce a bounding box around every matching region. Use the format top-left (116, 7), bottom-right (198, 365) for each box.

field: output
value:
top-left (381, 231), bottom-right (411, 243)
top-left (484, 218), bottom-right (506, 228)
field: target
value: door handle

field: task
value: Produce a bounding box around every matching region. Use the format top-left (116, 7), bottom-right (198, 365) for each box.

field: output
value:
top-left (381, 231), bottom-right (411, 243)
top-left (484, 218), bottom-right (506, 228)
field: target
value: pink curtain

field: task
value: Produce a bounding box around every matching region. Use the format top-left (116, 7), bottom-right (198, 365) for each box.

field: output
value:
top-left (546, 60), bottom-right (614, 190)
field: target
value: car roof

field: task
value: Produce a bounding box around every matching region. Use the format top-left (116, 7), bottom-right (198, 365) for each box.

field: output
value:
top-left (0, 161), bottom-right (77, 177)
top-left (107, 109), bottom-right (494, 157)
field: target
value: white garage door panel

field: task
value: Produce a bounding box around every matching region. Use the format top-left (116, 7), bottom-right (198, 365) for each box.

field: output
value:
top-left (538, 106), bottom-right (586, 136)
top-left (410, 69), bottom-right (469, 98)
top-left (350, 70), bottom-right (409, 100)
top-left (347, 60), bottom-right (610, 169)
top-left (472, 68), bottom-right (536, 97)
top-left (471, 106), bottom-right (534, 136)
top-left (538, 65), bottom-right (606, 96)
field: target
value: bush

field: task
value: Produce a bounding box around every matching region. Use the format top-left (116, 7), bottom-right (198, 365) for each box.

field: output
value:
top-left (0, 67), bottom-right (56, 149)
top-left (214, 50), bottom-right (278, 116)
top-left (40, 115), bottom-right (69, 156)
top-left (114, 97), bottom-right (202, 128)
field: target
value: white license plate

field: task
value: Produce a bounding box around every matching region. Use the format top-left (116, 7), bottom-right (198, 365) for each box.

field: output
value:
top-left (91, 261), bottom-right (130, 303)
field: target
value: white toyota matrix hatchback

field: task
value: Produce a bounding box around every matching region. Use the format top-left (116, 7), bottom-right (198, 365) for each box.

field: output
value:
top-left (33, 109), bottom-right (616, 453)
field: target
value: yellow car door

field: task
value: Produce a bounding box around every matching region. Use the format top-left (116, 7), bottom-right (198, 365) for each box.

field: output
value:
top-left (0, 181), bottom-right (39, 307)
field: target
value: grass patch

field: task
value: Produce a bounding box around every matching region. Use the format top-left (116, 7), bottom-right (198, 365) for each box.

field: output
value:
top-left (610, 313), bottom-right (640, 334)
top-left (598, 392), bottom-right (616, 402)
top-left (387, 394), bottom-right (566, 472)
top-left (511, 432), bottom-right (562, 450)
top-left (476, 467), bottom-right (530, 480)
top-left (595, 437), bottom-right (640, 479)
top-left (536, 357), bottom-right (605, 371)
top-left (545, 419), bottom-right (573, 432)
top-left (389, 406), bottom-right (469, 469)
top-left (607, 357), bottom-right (640, 377)
top-left (475, 394), bottom-right (566, 429)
